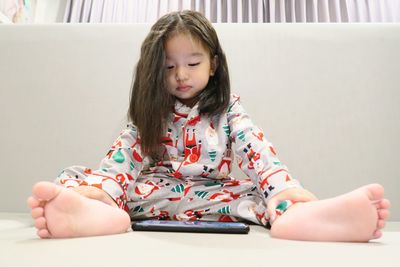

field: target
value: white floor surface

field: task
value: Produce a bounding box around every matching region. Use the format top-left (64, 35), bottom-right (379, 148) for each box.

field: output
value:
top-left (0, 213), bottom-right (399, 267)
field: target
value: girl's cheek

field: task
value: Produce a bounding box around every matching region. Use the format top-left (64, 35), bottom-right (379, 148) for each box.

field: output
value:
top-left (166, 74), bottom-right (173, 83)
top-left (168, 77), bottom-right (176, 88)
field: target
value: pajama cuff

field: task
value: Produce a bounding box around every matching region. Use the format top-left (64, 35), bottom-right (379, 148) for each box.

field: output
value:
top-left (265, 199), bottom-right (296, 229)
top-left (261, 169), bottom-right (302, 203)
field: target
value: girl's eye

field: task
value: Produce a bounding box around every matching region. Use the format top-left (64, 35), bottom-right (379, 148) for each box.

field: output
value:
top-left (166, 65), bottom-right (174, 70)
top-left (188, 62), bottom-right (200, 67)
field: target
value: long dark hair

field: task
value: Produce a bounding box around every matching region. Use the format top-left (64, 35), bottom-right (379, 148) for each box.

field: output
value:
top-left (128, 10), bottom-right (230, 157)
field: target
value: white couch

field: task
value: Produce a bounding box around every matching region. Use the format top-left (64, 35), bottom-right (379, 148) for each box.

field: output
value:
top-left (1, 23), bottom-right (400, 267)
top-left (0, 24), bottom-right (399, 220)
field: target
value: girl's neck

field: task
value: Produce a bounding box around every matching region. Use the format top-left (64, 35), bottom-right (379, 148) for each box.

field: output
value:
top-left (176, 97), bottom-right (199, 108)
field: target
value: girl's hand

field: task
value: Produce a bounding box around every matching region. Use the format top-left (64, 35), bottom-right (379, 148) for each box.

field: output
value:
top-left (72, 186), bottom-right (118, 208)
top-left (266, 188), bottom-right (318, 223)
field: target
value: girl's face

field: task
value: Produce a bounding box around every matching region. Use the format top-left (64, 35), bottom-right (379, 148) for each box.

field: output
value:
top-left (165, 33), bottom-right (217, 107)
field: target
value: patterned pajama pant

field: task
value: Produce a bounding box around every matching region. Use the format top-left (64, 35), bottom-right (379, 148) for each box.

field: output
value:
top-left (57, 166), bottom-right (294, 228)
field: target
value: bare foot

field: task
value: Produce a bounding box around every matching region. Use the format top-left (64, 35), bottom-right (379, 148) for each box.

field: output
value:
top-left (270, 184), bottom-right (390, 242)
top-left (27, 181), bottom-right (131, 238)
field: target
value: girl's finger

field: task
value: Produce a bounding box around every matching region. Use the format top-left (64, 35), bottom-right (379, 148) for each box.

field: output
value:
top-left (266, 197), bottom-right (280, 223)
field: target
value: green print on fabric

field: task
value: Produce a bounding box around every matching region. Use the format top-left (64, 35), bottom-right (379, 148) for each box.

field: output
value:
top-left (112, 149), bottom-right (125, 163)
top-left (208, 150), bottom-right (217, 162)
top-left (204, 181), bottom-right (223, 187)
top-left (130, 161), bottom-right (135, 171)
top-left (148, 162), bottom-right (156, 168)
top-left (195, 191), bottom-right (209, 198)
top-left (172, 184), bottom-right (185, 193)
top-left (217, 206), bottom-right (231, 214)
top-left (237, 130), bottom-right (246, 142)
top-left (227, 104), bottom-right (234, 113)
top-left (223, 125), bottom-right (230, 136)
top-left (273, 161), bottom-right (283, 166)
top-left (101, 168), bottom-right (108, 172)
top-left (276, 201), bottom-right (289, 212)
top-left (133, 206), bottom-right (144, 212)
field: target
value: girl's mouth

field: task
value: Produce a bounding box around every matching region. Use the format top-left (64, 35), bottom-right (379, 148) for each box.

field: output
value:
top-left (177, 86), bottom-right (191, 92)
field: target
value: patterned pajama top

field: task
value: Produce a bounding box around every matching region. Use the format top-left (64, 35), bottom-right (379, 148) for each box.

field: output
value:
top-left (57, 94), bottom-right (301, 225)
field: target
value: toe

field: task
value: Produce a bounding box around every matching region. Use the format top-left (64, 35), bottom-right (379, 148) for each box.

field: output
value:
top-left (34, 217), bottom-right (47, 229)
top-left (378, 209), bottom-right (390, 220)
top-left (372, 229), bottom-right (382, 240)
top-left (31, 207), bottom-right (44, 219)
top-left (377, 219), bottom-right (386, 229)
top-left (27, 196), bottom-right (40, 208)
top-left (32, 181), bottom-right (61, 201)
top-left (37, 229), bottom-right (51, 239)
top-left (365, 184), bottom-right (384, 201)
top-left (378, 199), bottom-right (391, 209)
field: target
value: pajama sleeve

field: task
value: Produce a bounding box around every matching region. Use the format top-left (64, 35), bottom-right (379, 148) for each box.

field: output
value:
top-left (226, 95), bottom-right (302, 203)
top-left (56, 124), bottom-right (144, 210)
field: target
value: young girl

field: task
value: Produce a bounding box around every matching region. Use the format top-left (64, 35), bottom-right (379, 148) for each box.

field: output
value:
top-left (27, 10), bottom-right (390, 241)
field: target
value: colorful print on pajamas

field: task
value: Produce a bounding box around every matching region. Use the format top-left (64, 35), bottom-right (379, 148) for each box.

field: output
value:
top-left (56, 94), bottom-right (302, 227)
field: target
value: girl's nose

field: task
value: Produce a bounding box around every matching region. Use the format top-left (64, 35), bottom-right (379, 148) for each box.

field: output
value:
top-left (175, 66), bottom-right (188, 81)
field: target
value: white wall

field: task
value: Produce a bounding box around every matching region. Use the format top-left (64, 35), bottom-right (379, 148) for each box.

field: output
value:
top-left (34, 0), bottom-right (67, 23)
top-left (0, 24), bottom-right (399, 220)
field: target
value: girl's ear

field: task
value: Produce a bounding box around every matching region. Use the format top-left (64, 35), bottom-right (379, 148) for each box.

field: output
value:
top-left (210, 55), bottom-right (219, 76)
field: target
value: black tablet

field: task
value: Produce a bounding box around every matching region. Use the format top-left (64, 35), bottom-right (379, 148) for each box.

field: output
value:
top-left (131, 220), bottom-right (250, 234)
